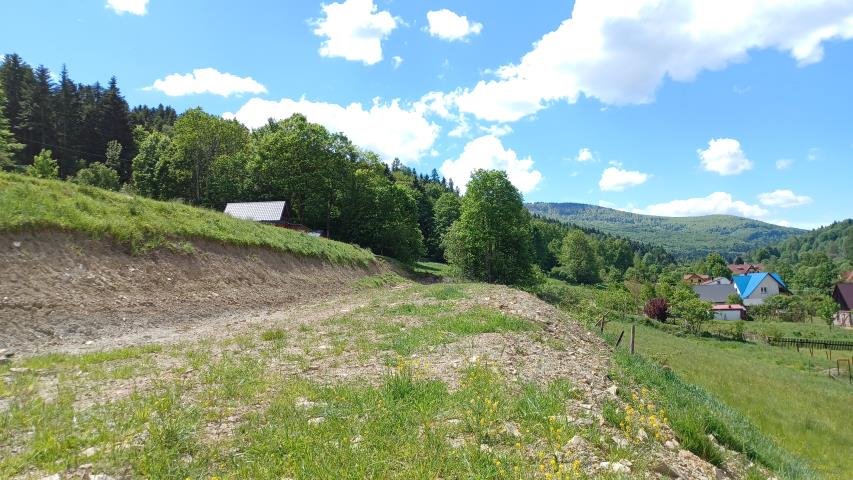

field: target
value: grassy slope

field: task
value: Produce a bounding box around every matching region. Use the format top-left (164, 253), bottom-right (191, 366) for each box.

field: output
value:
top-left (606, 320), bottom-right (851, 479)
top-left (0, 172), bottom-right (373, 265)
top-left (527, 202), bottom-right (802, 259)
top-left (0, 282), bottom-right (645, 479)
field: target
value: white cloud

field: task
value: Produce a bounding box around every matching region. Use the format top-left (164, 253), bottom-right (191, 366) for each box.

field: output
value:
top-left (313, 0), bottom-right (398, 65)
top-left (633, 192), bottom-right (768, 218)
top-left (775, 158), bottom-right (794, 170)
top-left (479, 124), bottom-right (512, 137)
top-left (440, 135), bottom-right (542, 194)
top-left (575, 147), bottom-right (595, 162)
top-left (454, 0), bottom-right (853, 122)
top-left (598, 167), bottom-right (649, 191)
top-left (106, 0), bottom-right (148, 15)
top-left (392, 56), bottom-right (403, 69)
top-left (758, 189), bottom-right (813, 208)
top-left (146, 68), bottom-right (267, 97)
top-left (698, 138), bottom-right (753, 176)
top-left (223, 97), bottom-right (439, 164)
top-left (807, 147), bottom-right (820, 161)
top-left (426, 9), bottom-right (483, 42)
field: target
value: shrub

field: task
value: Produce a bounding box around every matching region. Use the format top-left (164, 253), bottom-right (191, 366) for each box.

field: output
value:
top-left (644, 298), bottom-right (669, 322)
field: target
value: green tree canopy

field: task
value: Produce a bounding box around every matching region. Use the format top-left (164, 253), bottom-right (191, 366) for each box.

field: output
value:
top-left (0, 85), bottom-right (23, 170)
top-left (553, 229), bottom-right (601, 285)
top-left (444, 170), bottom-right (535, 285)
top-left (26, 148), bottom-right (58, 179)
top-left (71, 162), bottom-right (119, 191)
top-left (704, 252), bottom-right (730, 279)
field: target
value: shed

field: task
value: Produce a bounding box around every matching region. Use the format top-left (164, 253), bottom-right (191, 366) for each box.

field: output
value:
top-left (711, 304), bottom-right (746, 321)
top-left (832, 283), bottom-right (853, 327)
top-left (224, 201), bottom-right (288, 224)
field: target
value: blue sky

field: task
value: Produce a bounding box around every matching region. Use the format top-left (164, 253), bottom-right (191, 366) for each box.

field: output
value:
top-left (2, 0), bottom-right (852, 229)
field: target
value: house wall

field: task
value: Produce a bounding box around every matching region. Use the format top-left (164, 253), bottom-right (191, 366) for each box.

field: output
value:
top-left (742, 276), bottom-right (781, 306)
top-left (834, 311), bottom-right (852, 327)
top-left (713, 310), bottom-right (742, 321)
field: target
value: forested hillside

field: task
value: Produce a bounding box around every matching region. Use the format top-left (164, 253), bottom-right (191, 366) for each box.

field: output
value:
top-left (527, 202), bottom-right (802, 260)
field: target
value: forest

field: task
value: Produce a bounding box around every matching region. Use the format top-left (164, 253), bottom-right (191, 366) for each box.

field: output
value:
top-left (0, 52), bottom-right (673, 282)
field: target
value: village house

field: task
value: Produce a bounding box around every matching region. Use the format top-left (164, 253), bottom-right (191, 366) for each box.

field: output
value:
top-left (683, 273), bottom-right (711, 285)
top-left (702, 277), bottom-right (731, 285)
top-left (728, 263), bottom-right (764, 275)
top-left (831, 283), bottom-right (853, 327)
top-left (732, 272), bottom-right (788, 306)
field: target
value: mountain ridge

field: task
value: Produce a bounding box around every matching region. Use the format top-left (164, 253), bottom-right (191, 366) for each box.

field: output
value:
top-left (526, 201), bottom-right (803, 260)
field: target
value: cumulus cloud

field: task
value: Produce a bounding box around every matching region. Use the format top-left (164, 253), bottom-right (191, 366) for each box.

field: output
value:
top-left (223, 97), bottom-right (438, 165)
top-left (575, 148), bottom-right (595, 162)
top-left (698, 138), bottom-right (753, 176)
top-left (106, 0), bottom-right (148, 15)
top-left (758, 189), bottom-right (813, 208)
top-left (453, 0), bottom-right (853, 122)
top-left (426, 9), bottom-right (483, 42)
top-left (633, 192), bottom-right (768, 218)
top-left (392, 56), bottom-right (404, 69)
top-left (598, 167), bottom-right (649, 191)
top-left (775, 158), bottom-right (794, 170)
top-left (313, 0), bottom-right (397, 65)
top-left (146, 68), bottom-right (267, 97)
top-left (440, 135), bottom-right (542, 194)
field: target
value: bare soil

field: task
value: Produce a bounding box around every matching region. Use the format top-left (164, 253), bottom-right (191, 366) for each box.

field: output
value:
top-left (0, 231), bottom-right (381, 354)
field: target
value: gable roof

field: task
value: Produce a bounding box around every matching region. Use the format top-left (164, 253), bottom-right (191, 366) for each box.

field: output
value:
top-left (728, 263), bottom-right (764, 275)
top-left (224, 201), bottom-right (286, 222)
top-left (693, 284), bottom-right (738, 303)
top-left (683, 273), bottom-right (711, 280)
top-left (833, 283), bottom-right (853, 310)
top-left (732, 272), bottom-right (787, 298)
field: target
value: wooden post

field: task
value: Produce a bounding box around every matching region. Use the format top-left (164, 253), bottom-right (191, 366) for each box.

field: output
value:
top-left (615, 330), bottom-right (625, 348)
top-left (630, 325), bottom-right (636, 355)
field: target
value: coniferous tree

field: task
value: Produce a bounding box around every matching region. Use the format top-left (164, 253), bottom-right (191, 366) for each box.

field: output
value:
top-left (53, 65), bottom-right (82, 177)
top-left (0, 85), bottom-right (23, 169)
top-left (0, 54), bottom-right (34, 162)
top-left (98, 77), bottom-right (133, 181)
top-left (18, 65), bottom-right (55, 161)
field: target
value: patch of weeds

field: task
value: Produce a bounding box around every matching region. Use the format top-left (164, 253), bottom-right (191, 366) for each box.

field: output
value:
top-left (355, 273), bottom-right (406, 289)
top-left (297, 323), bottom-right (312, 333)
top-left (385, 307), bottom-right (537, 356)
top-left (423, 284), bottom-right (467, 300)
top-left (261, 328), bottom-right (286, 342)
top-left (601, 399), bottom-right (624, 427)
top-left (21, 344), bottom-right (163, 371)
top-left (201, 354), bottom-right (265, 404)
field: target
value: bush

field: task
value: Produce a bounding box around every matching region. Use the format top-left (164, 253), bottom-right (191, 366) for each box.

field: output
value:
top-left (644, 298), bottom-right (669, 322)
top-left (71, 162), bottom-right (120, 191)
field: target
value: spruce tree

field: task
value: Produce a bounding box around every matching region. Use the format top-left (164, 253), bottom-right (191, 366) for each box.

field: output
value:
top-left (17, 65), bottom-right (55, 161)
top-left (0, 53), bottom-right (34, 153)
top-left (53, 65), bottom-right (82, 177)
top-left (98, 77), bottom-right (133, 182)
top-left (0, 85), bottom-right (23, 169)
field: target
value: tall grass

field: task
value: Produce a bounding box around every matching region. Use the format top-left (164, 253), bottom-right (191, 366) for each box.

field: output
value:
top-left (0, 172), bottom-right (374, 265)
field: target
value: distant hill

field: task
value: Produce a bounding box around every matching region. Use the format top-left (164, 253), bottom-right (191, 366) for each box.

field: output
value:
top-left (526, 202), bottom-right (803, 260)
top-left (753, 219), bottom-right (853, 265)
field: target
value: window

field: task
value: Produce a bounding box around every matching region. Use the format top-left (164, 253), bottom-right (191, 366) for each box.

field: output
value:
top-left (760, 287), bottom-right (767, 293)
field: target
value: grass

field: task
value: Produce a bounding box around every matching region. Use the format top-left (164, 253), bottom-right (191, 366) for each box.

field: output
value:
top-left (703, 318), bottom-right (853, 342)
top-left (379, 305), bottom-right (538, 355)
top-left (606, 319), bottom-right (850, 479)
top-left (0, 172), bottom-right (374, 265)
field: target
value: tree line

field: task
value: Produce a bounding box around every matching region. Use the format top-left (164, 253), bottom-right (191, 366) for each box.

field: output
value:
top-left (0, 52), bottom-right (675, 285)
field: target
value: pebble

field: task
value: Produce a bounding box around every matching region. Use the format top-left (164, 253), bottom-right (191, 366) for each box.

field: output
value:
top-left (665, 439), bottom-right (680, 450)
top-left (652, 462), bottom-right (681, 478)
top-left (503, 421), bottom-right (521, 438)
top-left (82, 446), bottom-right (99, 457)
top-left (606, 385), bottom-right (618, 396)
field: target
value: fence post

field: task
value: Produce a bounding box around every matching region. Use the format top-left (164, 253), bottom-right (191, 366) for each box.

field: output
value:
top-left (615, 330), bottom-right (625, 348)
top-left (630, 325), bottom-right (636, 355)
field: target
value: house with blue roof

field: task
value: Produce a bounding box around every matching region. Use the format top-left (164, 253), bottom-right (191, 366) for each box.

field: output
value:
top-left (732, 272), bottom-right (789, 306)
